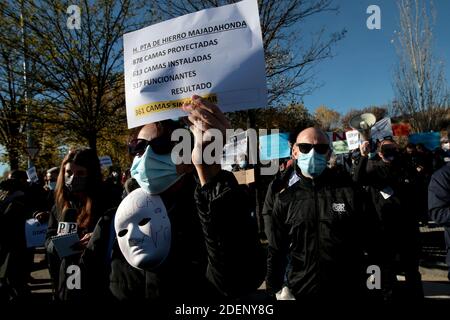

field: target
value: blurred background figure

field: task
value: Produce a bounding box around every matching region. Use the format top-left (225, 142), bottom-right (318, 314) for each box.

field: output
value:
top-left (0, 170), bottom-right (33, 301)
top-left (32, 167), bottom-right (59, 224)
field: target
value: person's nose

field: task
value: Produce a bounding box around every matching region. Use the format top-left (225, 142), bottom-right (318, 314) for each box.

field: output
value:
top-left (128, 225), bottom-right (143, 246)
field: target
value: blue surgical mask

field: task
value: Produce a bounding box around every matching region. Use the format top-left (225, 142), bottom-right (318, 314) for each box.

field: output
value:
top-left (130, 145), bottom-right (182, 195)
top-left (297, 149), bottom-right (327, 178)
top-left (48, 181), bottom-right (57, 191)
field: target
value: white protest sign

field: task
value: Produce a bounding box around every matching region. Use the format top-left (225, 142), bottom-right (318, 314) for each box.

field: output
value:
top-left (26, 166), bottom-right (39, 183)
top-left (222, 130), bottom-right (248, 171)
top-left (345, 130), bottom-right (360, 150)
top-left (57, 222), bottom-right (77, 235)
top-left (123, 0), bottom-right (267, 128)
top-left (99, 156), bottom-right (113, 168)
top-left (25, 219), bottom-right (48, 248)
top-left (371, 117), bottom-right (393, 141)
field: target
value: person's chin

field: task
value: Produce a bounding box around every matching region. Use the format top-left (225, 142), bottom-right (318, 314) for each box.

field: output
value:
top-left (135, 255), bottom-right (161, 270)
top-left (131, 253), bottom-right (150, 268)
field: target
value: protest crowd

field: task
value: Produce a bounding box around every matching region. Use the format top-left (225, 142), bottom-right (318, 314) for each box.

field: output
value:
top-left (0, 92), bottom-right (449, 306)
top-left (0, 0), bottom-right (450, 314)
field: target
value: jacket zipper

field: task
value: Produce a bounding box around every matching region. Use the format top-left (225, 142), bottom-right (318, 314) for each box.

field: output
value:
top-left (313, 180), bottom-right (320, 288)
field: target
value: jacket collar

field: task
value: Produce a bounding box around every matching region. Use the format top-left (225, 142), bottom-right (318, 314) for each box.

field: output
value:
top-left (297, 167), bottom-right (333, 188)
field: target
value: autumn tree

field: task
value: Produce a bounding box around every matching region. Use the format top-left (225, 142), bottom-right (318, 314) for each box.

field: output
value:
top-left (0, 0), bottom-right (154, 155)
top-left (0, 3), bottom-right (43, 169)
top-left (227, 102), bottom-right (316, 132)
top-left (392, 0), bottom-right (449, 132)
top-left (0, 36), bottom-right (26, 170)
top-left (314, 105), bottom-right (340, 131)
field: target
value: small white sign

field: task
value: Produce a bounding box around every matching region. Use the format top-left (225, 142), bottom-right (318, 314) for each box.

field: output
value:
top-left (26, 166), bottom-right (39, 183)
top-left (57, 222), bottom-right (78, 235)
top-left (222, 130), bottom-right (248, 171)
top-left (345, 130), bottom-right (360, 150)
top-left (25, 219), bottom-right (48, 248)
top-left (123, 0), bottom-right (267, 128)
top-left (99, 156), bottom-right (113, 168)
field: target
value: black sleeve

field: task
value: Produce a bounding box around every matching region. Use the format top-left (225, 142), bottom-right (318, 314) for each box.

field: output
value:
top-left (428, 170), bottom-right (450, 227)
top-left (265, 193), bottom-right (289, 295)
top-left (1, 200), bottom-right (27, 251)
top-left (79, 210), bottom-right (116, 299)
top-left (45, 205), bottom-right (58, 249)
top-left (262, 180), bottom-right (276, 241)
top-left (355, 185), bottom-right (382, 265)
top-left (262, 180), bottom-right (275, 217)
top-left (194, 170), bottom-right (265, 297)
top-left (352, 155), bottom-right (370, 185)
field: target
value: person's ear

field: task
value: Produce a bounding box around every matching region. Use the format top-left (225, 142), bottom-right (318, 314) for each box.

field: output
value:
top-left (292, 146), bottom-right (299, 159)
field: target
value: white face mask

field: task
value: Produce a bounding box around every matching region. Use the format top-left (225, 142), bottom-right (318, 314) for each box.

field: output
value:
top-left (115, 188), bottom-right (171, 270)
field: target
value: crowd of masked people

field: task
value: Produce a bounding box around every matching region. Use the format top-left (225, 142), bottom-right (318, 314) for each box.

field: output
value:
top-left (0, 96), bottom-right (449, 305)
top-left (264, 128), bottom-right (450, 303)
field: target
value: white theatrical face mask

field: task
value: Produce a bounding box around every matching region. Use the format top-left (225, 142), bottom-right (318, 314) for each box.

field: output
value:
top-left (115, 188), bottom-right (171, 270)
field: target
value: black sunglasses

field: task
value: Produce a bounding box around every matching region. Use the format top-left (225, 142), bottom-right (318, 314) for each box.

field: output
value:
top-left (128, 134), bottom-right (174, 157)
top-left (296, 143), bottom-right (330, 155)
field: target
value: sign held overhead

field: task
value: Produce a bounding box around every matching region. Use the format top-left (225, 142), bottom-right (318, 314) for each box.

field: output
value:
top-left (123, 0), bottom-right (267, 128)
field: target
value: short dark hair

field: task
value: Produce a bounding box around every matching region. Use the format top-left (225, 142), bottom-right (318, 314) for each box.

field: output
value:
top-left (9, 170), bottom-right (28, 182)
top-left (416, 143), bottom-right (427, 151)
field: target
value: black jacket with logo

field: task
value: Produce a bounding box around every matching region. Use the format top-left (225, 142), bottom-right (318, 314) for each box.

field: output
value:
top-left (266, 168), bottom-right (377, 299)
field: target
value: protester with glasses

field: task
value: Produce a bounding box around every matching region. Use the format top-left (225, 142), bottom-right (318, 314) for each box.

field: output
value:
top-left (80, 95), bottom-right (265, 302)
top-left (266, 127), bottom-right (379, 302)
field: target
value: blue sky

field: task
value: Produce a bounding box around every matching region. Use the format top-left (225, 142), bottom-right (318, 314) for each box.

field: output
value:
top-left (301, 0), bottom-right (450, 114)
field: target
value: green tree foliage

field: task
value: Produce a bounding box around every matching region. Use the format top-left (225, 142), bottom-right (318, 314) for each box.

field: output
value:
top-left (0, 3), bottom-right (43, 170)
top-left (0, 0), bottom-right (153, 163)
